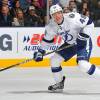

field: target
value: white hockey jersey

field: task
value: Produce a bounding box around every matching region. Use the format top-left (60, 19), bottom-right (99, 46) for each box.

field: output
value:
top-left (43, 12), bottom-right (94, 45)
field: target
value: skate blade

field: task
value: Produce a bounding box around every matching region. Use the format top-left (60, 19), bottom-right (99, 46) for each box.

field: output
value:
top-left (48, 89), bottom-right (63, 93)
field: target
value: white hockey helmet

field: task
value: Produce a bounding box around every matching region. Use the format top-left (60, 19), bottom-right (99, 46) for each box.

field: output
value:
top-left (50, 4), bottom-right (63, 15)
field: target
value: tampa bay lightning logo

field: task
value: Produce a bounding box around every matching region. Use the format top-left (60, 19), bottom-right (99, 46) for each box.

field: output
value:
top-left (59, 30), bottom-right (73, 42)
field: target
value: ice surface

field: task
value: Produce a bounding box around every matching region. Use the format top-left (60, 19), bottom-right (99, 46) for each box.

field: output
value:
top-left (0, 67), bottom-right (100, 100)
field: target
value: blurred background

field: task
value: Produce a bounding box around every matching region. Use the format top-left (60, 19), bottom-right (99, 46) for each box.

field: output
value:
top-left (0, 0), bottom-right (100, 27)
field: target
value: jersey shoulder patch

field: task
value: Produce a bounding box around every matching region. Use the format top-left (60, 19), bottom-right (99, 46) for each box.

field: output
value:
top-left (69, 13), bottom-right (75, 18)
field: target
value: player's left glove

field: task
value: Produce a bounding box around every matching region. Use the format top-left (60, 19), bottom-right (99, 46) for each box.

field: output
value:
top-left (33, 49), bottom-right (46, 62)
top-left (77, 33), bottom-right (89, 51)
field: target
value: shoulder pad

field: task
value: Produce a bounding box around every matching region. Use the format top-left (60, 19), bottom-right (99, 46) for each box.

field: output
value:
top-left (69, 13), bottom-right (75, 18)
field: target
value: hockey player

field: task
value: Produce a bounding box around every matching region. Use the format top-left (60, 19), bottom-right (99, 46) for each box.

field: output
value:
top-left (33, 4), bottom-right (100, 92)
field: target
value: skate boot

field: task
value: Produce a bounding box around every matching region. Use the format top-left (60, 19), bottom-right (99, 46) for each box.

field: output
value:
top-left (48, 76), bottom-right (66, 92)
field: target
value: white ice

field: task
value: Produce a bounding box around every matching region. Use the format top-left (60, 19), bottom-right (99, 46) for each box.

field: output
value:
top-left (0, 67), bottom-right (100, 100)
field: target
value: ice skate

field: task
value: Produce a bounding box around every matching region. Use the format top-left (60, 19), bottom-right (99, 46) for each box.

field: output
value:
top-left (48, 76), bottom-right (65, 92)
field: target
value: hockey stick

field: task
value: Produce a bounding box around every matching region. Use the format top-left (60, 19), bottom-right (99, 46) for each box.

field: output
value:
top-left (0, 43), bottom-right (75, 72)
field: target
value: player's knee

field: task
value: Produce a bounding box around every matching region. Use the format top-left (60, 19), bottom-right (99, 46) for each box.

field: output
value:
top-left (50, 56), bottom-right (60, 67)
top-left (51, 66), bottom-right (62, 73)
top-left (78, 60), bottom-right (96, 75)
top-left (50, 56), bottom-right (61, 72)
top-left (50, 54), bottom-right (64, 67)
top-left (50, 54), bottom-right (64, 73)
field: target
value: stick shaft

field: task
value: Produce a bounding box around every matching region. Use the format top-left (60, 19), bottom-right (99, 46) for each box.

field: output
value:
top-left (0, 44), bottom-right (75, 72)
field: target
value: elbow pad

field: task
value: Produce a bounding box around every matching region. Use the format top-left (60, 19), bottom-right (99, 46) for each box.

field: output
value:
top-left (77, 33), bottom-right (89, 50)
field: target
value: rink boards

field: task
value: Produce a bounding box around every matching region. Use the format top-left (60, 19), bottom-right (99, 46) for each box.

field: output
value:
top-left (0, 57), bottom-right (100, 68)
top-left (0, 27), bottom-right (100, 68)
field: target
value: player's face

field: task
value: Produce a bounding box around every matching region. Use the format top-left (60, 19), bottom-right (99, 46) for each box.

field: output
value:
top-left (52, 11), bottom-right (63, 24)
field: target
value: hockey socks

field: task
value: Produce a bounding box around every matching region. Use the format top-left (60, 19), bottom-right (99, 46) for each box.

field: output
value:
top-left (78, 60), bottom-right (100, 77)
top-left (51, 66), bottom-right (63, 83)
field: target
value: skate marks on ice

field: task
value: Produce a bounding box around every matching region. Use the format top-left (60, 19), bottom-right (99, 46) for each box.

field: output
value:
top-left (7, 89), bottom-right (100, 96)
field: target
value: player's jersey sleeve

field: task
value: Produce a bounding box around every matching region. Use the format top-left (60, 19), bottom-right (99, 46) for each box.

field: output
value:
top-left (40, 20), bottom-right (58, 50)
top-left (74, 13), bottom-right (94, 37)
top-left (44, 25), bottom-right (56, 41)
top-left (80, 18), bottom-right (94, 38)
top-left (81, 21), bottom-right (94, 38)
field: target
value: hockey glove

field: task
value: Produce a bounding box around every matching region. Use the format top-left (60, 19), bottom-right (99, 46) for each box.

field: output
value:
top-left (33, 49), bottom-right (46, 62)
top-left (77, 33), bottom-right (89, 51)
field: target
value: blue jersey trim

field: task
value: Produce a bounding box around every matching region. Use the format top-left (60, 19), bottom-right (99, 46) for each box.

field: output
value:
top-left (87, 18), bottom-right (93, 25)
top-left (42, 37), bottom-right (54, 43)
top-left (87, 64), bottom-right (96, 75)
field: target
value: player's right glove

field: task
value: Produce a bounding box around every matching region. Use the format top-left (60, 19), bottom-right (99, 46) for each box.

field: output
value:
top-left (33, 49), bottom-right (45, 62)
